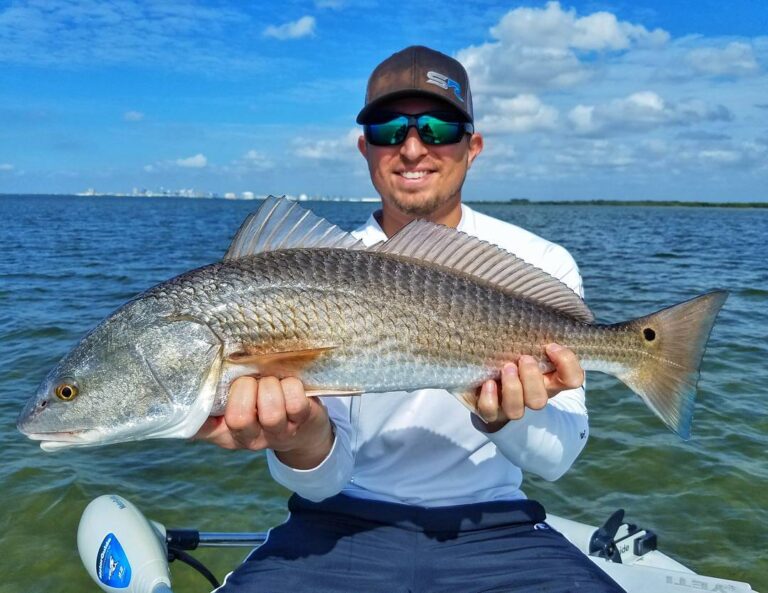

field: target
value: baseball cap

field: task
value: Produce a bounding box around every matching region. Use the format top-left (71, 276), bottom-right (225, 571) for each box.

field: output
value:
top-left (356, 46), bottom-right (473, 124)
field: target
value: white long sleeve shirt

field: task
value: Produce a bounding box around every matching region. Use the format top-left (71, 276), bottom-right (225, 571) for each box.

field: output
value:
top-left (267, 204), bottom-right (589, 506)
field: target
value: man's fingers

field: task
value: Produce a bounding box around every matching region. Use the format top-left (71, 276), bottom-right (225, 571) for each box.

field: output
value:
top-left (476, 380), bottom-right (499, 424)
top-left (224, 377), bottom-right (264, 449)
top-left (192, 415), bottom-right (231, 444)
top-left (225, 377), bottom-right (259, 429)
top-left (282, 377), bottom-right (311, 426)
top-left (256, 377), bottom-right (288, 435)
top-left (499, 363), bottom-right (525, 420)
top-left (545, 343), bottom-right (585, 394)
top-left (518, 355), bottom-right (548, 410)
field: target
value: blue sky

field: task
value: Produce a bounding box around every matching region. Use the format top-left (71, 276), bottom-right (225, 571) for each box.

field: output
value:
top-left (0, 0), bottom-right (766, 201)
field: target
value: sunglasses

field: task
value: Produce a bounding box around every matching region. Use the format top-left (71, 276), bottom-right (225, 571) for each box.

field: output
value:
top-left (363, 111), bottom-right (474, 146)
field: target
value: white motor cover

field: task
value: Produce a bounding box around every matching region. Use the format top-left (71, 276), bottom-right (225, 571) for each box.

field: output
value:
top-left (77, 494), bottom-right (172, 593)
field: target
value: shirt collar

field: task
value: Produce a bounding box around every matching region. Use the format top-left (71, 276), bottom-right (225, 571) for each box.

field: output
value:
top-left (354, 204), bottom-right (474, 246)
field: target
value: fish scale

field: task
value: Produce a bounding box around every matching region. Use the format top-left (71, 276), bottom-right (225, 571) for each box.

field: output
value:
top-left (153, 249), bottom-right (628, 394)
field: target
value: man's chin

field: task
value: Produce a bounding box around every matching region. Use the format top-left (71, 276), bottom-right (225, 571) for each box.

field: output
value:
top-left (388, 191), bottom-right (445, 218)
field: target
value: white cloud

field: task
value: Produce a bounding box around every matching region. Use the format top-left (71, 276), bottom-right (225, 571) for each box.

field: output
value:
top-left (239, 149), bottom-right (274, 170)
top-left (471, 142), bottom-right (528, 176)
top-left (547, 136), bottom-right (767, 176)
top-left (686, 42), bottom-right (760, 77)
top-left (489, 2), bottom-right (668, 51)
top-left (263, 16), bottom-right (315, 40)
top-left (123, 110), bottom-right (144, 122)
top-left (683, 141), bottom-right (767, 169)
top-left (458, 1), bottom-right (669, 96)
top-left (294, 128), bottom-right (359, 161)
top-left (0, 163), bottom-right (14, 171)
top-left (554, 139), bottom-right (636, 170)
top-left (175, 153), bottom-right (207, 168)
top-left (698, 149), bottom-right (742, 164)
top-left (571, 11), bottom-right (667, 51)
top-left (477, 94), bottom-right (559, 134)
top-left (459, 38), bottom-right (588, 96)
top-left (568, 91), bottom-right (732, 134)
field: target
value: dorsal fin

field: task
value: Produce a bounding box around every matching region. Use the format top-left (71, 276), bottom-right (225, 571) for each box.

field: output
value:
top-left (374, 220), bottom-right (594, 323)
top-left (224, 196), bottom-right (364, 260)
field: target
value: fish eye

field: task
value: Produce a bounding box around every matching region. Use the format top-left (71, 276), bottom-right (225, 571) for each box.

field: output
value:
top-left (54, 382), bottom-right (79, 401)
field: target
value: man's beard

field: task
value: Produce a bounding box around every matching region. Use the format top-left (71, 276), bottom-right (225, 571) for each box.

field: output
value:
top-left (389, 192), bottom-right (447, 217)
top-left (386, 172), bottom-right (467, 218)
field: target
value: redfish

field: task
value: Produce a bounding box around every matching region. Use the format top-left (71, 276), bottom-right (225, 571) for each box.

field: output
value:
top-left (18, 197), bottom-right (727, 449)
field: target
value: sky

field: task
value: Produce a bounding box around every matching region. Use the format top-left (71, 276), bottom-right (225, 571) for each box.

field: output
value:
top-left (0, 0), bottom-right (766, 202)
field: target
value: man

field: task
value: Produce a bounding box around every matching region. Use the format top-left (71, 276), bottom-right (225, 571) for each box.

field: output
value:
top-left (198, 46), bottom-right (624, 592)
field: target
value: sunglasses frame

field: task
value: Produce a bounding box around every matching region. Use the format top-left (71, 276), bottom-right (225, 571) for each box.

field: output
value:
top-left (363, 111), bottom-right (474, 147)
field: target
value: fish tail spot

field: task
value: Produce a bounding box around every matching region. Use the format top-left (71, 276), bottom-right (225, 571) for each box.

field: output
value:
top-left (614, 290), bottom-right (728, 439)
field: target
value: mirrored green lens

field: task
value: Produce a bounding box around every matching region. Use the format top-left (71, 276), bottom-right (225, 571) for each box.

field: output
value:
top-left (417, 115), bottom-right (463, 145)
top-left (367, 117), bottom-right (408, 145)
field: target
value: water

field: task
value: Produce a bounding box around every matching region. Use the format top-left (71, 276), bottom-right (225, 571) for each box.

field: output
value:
top-left (1, 195), bottom-right (766, 592)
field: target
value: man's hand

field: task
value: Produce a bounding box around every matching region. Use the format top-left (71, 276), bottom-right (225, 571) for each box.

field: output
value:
top-left (476, 343), bottom-right (585, 432)
top-left (193, 376), bottom-right (334, 470)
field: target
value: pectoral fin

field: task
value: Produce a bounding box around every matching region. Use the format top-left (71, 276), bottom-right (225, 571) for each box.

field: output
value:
top-left (226, 346), bottom-right (336, 376)
top-left (224, 346), bottom-right (363, 397)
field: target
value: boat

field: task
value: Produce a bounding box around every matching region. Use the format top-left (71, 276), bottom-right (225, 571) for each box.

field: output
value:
top-left (546, 511), bottom-right (757, 592)
top-left (77, 495), bottom-right (759, 593)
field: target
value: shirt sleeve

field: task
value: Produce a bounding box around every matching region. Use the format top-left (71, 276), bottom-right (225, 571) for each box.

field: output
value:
top-left (478, 242), bottom-right (590, 481)
top-left (265, 396), bottom-right (354, 502)
top-left (475, 385), bottom-right (589, 481)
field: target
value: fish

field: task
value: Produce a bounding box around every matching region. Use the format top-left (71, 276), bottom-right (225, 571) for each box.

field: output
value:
top-left (17, 196), bottom-right (728, 450)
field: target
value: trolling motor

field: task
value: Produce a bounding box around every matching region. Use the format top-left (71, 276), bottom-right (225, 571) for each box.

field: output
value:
top-left (77, 495), bottom-right (267, 593)
top-left (78, 495), bottom-right (172, 593)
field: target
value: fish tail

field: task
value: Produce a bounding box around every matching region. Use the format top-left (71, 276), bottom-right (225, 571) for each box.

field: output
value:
top-left (612, 290), bottom-right (728, 439)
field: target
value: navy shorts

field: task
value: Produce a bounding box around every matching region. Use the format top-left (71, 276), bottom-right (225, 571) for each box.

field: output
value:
top-left (215, 494), bottom-right (625, 593)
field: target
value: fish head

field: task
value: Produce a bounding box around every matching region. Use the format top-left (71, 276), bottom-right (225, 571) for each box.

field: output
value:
top-left (18, 297), bottom-right (223, 450)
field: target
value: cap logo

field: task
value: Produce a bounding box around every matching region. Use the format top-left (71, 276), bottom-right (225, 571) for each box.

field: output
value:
top-left (426, 71), bottom-right (464, 102)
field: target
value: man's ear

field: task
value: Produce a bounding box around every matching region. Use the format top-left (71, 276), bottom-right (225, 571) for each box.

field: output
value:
top-left (357, 134), bottom-right (367, 158)
top-left (467, 132), bottom-right (483, 169)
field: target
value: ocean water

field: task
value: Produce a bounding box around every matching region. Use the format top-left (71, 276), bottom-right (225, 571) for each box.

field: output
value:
top-left (1, 195), bottom-right (766, 592)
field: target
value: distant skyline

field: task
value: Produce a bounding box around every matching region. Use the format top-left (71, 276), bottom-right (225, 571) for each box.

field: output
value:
top-left (0, 0), bottom-right (766, 202)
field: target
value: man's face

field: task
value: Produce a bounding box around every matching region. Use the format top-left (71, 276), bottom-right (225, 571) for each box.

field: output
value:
top-left (358, 96), bottom-right (483, 219)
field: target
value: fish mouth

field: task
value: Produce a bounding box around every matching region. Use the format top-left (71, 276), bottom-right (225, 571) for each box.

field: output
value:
top-left (23, 429), bottom-right (103, 451)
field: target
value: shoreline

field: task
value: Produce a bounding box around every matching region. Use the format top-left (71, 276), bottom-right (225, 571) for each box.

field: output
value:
top-left (472, 199), bottom-right (768, 208)
top-left (1, 194), bottom-right (765, 208)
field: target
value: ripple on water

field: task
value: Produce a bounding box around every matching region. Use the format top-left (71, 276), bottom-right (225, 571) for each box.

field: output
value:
top-left (2, 198), bottom-right (767, 591)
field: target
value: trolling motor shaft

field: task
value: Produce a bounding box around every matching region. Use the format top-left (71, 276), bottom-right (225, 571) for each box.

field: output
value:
top-left (166, 530), bottom-right (268, 550)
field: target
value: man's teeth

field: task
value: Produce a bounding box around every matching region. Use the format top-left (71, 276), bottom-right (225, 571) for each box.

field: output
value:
top-left (400, 171), bottom-right (428, 179)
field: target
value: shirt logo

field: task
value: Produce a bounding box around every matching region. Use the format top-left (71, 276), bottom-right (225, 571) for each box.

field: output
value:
top-left (426, 71), bottom-right (464, 102)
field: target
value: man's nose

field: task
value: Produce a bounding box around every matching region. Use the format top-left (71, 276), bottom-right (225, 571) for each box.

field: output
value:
top-left (399, 127), bottom-right (428, 160)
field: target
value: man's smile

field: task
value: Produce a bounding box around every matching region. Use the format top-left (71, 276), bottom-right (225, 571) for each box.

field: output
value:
top-left (400, 171), bottom-right (428, 179)
top-left (395, 169), bottom-right (436, 184)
